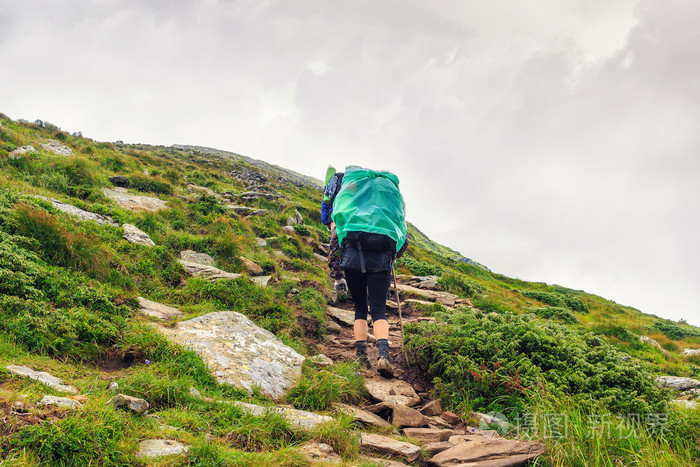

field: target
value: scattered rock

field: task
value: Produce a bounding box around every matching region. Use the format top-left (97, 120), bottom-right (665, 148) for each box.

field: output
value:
top-left (108, 382), bottom-right (119, 393)
top-left (333, 403), bottom-right (393, 429)
top-left (157, 311), bottom-right (305, 398)
top-left (314, 252), bottom-right (328, 263)
top-left (180, 250), bottom-right (216, 266)
top-left (137, 297), bottom-right (183, 320)
top-left (327, 307), bottom-right (356, 327)
top-left (123, 224), bottom-right (155, 246)
top-left (403, 428), bottom-right (454, 444)
top-left (671, 400), bottom-right (699, 410)
top-left (427, 437), bottom-right (545, 467)
top-left (103, 187), bottom-right (168, 212)
top-left (238, 191), bottom-right (278, 201)
top-left (640, 336), bottom-right (671, 357)
top-left (179, 259), bottom-right (241, 281)
top-left (365, 379), bottom-right (421, 407)
top-left (309, 354), bottom-right (334, 367)
top-left (5, 365), bottom-right (77, 394)
top-left (395, 284), bottom-right (458, 307)
top-left (226, 204), bottom-right (256, 215)
top-left (440, 411), bottom-right (461, 425)
top-left (256, 237), bottom-right (268, 247)
top-left (298, 442), bottom-right (341, 464)
top-left (684, 348), bottom-right (700, 357)
top-left (189, 387), bottom-right (201, 398)
top-left (248, 209), bottom-right (270, 216)
top-left (109, 176), bottom-right (129, 187)
top-left (233, 401), bottom-right (333, 430)
top-left (655, 376), bottom-right (700, 391)
top-left (286, 209), bottom-right (303, 226)
top-left (41, 140), bottom-right (73, 157)
top-left (326, 319), bottom-right (342, 333)
top-left (186, 183), bottom-right (218, 197)
top-left (251, 275), bottom-right (272, 287)
top-left (420, 399), bottom-right (443, 417)
top-left (281, 225), bottom-right (295, 234)
top-left (392, 404), bottom-right (429, 428)
top-left (360, 432), bottom-right (422, 463)
top-left (107, 394), bottom-right (149, 414)
top-left (9, 145), bottom-right (37, 157)
top-left (135, 439), bottom-right (189, 459)
top-left (38, 395), bottom-right (82, 409)
top-left (473, 412), bottom-right (513, 432)
top-left (32, 195), bottom-right (118, 226)
top-left (240, 257), bottom-right (264, 275)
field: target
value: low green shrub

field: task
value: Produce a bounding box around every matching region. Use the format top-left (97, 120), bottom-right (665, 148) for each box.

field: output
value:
top-left (653, 321), bottom-right (700, 340)
top-left (405, 309), bottom-right (670, 416)
top-left (521, 290), bottom-right (589, 313)
top-left (531, 307), bottom-right (577, 324)
top-left (439, 272), bottom-right (484, 298)
top-left (397, 255), bottom-right (443, 276)
top-left (2, 409), bottom-right (130, 466)
top-left (129, 174), bottom-right (173, 195)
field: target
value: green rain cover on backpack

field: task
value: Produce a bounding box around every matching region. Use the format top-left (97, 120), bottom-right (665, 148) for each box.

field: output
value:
top-left (331, 166), bottom-right (407, 253)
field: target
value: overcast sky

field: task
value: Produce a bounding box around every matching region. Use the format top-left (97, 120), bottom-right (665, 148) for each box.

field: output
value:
top-left (2, 0), bottom-right (699, 326)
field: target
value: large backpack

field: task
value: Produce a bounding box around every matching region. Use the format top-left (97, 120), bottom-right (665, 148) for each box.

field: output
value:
top-left (331, 166), bottom-right (407, 254)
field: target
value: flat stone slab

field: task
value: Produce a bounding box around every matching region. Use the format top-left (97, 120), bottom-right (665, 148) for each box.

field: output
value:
top-left (38, 395), bottom-right (82, 409)
top-left (234, 401), bottom-right (333, 430)
top-left (360, 432), bottom-right (421, 463)
top-left (396, 284), bottom-right (458, 307)
top-left (5, 365), bottom-right (77, 394)
top-left (136, 439), bottom-right (189, 459)
top-left (365, 379), bottom-right (421, 407)
top-left (334, 403), bottom-right (392, 429)
top-left (103, 187), bottom-right (168, 212)
top-left (327, 307), bottom-right (355, 327)
top-left (137, 297), bottom-right (183, 320)
top-left (33, 196), bottom-right (118, 226)
top-left (123, 224), bottom-right (155, 246)
top-left (427, 437), bottom-right (545, 467)
top-left (158, 311), bottom-right (305, 398)
top-left (179, 259), bottom-right (241, 281)
top-left (655, 376), bottom-right (700, 391)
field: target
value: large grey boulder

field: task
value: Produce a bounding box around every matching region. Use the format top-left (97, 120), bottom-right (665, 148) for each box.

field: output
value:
top-left (41, 140), bottom-right (73, 157)
top-left (137, 297), bottom-right (183, 320)
top-left (655, 376), bottom-right (700, 391)
top-left (5, 365), bottom-right (77, 394)
top-left (123, 224), bottom-right (155, 246)
top-left (158, 311), bottom-right (305, 398)
top-left (33, 196), bottom-right (118, 226)
top-left (136, 439), bottom-right (189, 459)
top-left (233, 401), bottom-right (333, 430)
top-left (427, 437), bottom-right (545, 467)
top-left (103, 187), bottom-right (168, 212)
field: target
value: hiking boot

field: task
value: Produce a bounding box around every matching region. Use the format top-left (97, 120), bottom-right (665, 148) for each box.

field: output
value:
top-left (377, 356), bottom-right (394, 378)
top-left (355, 354), bottom-right (372, 369)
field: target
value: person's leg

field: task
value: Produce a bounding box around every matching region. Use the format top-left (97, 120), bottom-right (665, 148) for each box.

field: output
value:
top-left (367, 270), bottom-right (394, 377)
top-left (344, 269), bottom-right (371, 367)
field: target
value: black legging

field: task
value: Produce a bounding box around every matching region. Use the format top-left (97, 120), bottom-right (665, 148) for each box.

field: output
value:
top-left (345, 269), bottom-right (391, 322)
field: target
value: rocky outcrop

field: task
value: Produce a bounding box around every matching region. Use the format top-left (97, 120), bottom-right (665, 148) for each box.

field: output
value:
top-left (5, 365), bottom-right (77, 394)
top-left (157, 311), bottom-right (305, 398)
top-left (33, 196), bottom-right (118, 226)
top-left (655, 376), bottom-right (700, 391)
top-left (103, 187), bottom-right (168, 212)
top-left (640, 336), bottom-right (671, 357)
top-left (123, 224), bottom-right (155, 246)
top-left (334, 403), bottom-right (393, 429)
top-left (684, 348), bottom-right (700, 357)
top-left (137, 297), bottom-right (183, 320)
top-left (9, 145), bottom-right (37, 157)
top-left (41, 140), bottom-right (73, 157)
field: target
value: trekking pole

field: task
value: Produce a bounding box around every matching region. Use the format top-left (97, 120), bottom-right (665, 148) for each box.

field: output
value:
top-left (392, 266), bottom-right (404, 350)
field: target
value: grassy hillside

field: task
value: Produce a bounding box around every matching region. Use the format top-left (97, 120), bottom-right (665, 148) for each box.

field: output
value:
top-left (1, 114), bottom-right (699, 466)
